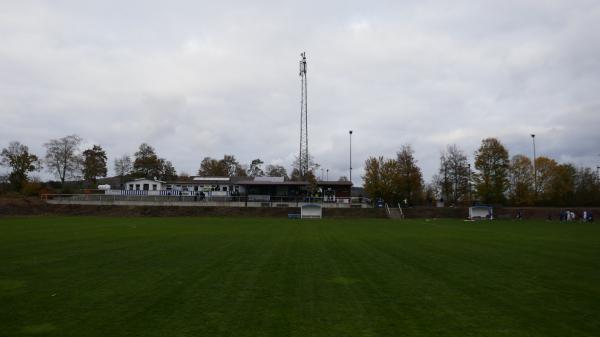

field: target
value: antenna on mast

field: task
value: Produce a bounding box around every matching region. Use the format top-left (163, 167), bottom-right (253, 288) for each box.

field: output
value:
top-left (298, 52), bottom-right (309, 177)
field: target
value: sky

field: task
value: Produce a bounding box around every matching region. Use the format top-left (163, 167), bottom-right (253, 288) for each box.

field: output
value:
top-left (1, 0), bottom-right (599, 186)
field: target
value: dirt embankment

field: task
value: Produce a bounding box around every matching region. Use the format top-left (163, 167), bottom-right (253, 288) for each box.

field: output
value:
top-left (1, 197), bottom-right (597, 219)
top-left (0, 197), bottom-right (387, 218)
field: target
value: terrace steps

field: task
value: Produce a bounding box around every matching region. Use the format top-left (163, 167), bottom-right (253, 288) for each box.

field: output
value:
top-left (386, 206), bottom-right (404, 219)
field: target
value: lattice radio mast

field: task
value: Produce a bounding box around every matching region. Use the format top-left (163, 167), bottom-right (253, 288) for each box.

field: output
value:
top-left (298, 52), bottom-right (309, 176)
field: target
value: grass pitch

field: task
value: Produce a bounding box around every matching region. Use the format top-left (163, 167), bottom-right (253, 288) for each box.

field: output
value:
top-left (1, 217), bottom-right (599, 337)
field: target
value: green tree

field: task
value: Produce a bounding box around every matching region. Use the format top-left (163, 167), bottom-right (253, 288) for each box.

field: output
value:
top-left (132, 143), bottom-right (176, 181)
top-left (291, 154), bottom-right (319, 181)
top-left (197, 155), bottom-right (246, 177)
top-left (132, 143), bottom-right (162, 178)
top-left (247, 159), bottom-right (265, 177)
top-left (508, 154), bottom-right (534, 205)
top-left (159, 159), bottom-right (177, 181)
top-left (573, 167), bottom-right (600, 206)
top-left (534, 156), bottom-right (558, 203)
top-left (82, 145), bottom-right (107, 185)
top-left (379, 158), bottom-right (399, 203)
top-left (395, 145), bottom-right (424, 205)
top-left (362, 156), bottom-right (403, 204)
top-left (198, 157), bottom-right (226, 176)
top-left (290, 167), bottom-right (319, 192)
top-left (290, 168), bottom-right (301, 181)
top-left (547, 163), bottom-right (576, 206)
top-left (0, 141), bottom-right (41, 191)
top-left (221, 155), bottom-right (246, 177)
top-left (265, 164), bottom-right (288, 180)
top-left (424, 183), bottom-right (437, 206)
top-left (474, 138), bottom-right (510, 204)
top-left (363, 157), bottom-right (383, 200)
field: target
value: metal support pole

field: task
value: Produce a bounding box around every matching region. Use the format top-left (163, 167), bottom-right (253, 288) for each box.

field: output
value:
top-left (467, 163), bottom-right (471, 205)
top-left (531, 134), bottom-right (536, 201)
top-left (349, 130), bottom-right (353, 183)
top-left (597, 154), bottom-right (600, 183)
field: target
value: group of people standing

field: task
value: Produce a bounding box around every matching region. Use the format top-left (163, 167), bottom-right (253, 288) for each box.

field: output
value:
top-left (560, 210), bottom-right (594, 222)
top-left (515, 209), bottom-right (595, 222)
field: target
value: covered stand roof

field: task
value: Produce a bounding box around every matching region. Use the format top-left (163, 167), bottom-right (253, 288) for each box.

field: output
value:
top-left (162, 176), bottom-right (352, 187)
top-left (317, 181), bottom-right (353, 186)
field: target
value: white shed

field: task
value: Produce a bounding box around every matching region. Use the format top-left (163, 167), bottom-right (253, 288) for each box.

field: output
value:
top-left (124, 178), bottom-right (165, 192)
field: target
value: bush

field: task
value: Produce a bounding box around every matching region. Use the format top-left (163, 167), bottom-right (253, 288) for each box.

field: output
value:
top-left (38, 185), bottom-right (57, 196)
top-left (22, 181), bottom-right (43, 196)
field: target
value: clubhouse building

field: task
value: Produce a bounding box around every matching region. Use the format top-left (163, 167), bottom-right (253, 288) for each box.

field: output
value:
top-left (110, 176), bottom-right (352, 203)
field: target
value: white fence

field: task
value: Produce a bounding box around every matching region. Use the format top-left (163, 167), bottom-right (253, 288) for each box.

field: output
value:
top-left (42, 193), bottom-right (372, 208)
top-left (104, 190), bottom-right (235, 197)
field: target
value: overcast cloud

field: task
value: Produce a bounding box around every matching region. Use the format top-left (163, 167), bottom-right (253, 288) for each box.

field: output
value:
top-left (1, 0), bottom-right (599, 185)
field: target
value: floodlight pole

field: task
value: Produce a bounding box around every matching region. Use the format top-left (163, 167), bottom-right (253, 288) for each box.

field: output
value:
top-left (298, 52), bottom-right (309, 177)
top-left (467, 163), bottom-right (471, 205)
top-left (597, 154), bottom-right (600, 183)
top-left (326, 169), bottom-right (329, 181)
top-left (349, 130), bottom-right (353, 184)
top-left (531, 134), bottom-right (536, 201)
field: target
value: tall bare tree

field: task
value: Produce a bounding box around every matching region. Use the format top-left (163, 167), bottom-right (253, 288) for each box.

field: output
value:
top-left (114, 154), bottom-right (132, 187)
top-left (44, 135), bottom-right (83, 184)
top-left (437, 144), bottom-right (470, 205)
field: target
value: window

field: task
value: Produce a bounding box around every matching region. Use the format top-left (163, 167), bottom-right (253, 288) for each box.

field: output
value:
top-left (129, 184), bottom-right (133, 190)
top-left (135, 184), bottom-right (140, 190)
top-left (152, 184), bottom-right (157, 190)
top-left (143, 184), bottom-right (149, 191)
top-left (223, 186), bottom-right (228, 192)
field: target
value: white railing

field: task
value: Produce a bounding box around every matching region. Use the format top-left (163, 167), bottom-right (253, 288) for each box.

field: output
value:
top-left (41, 193), bottom-right (373, 208)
